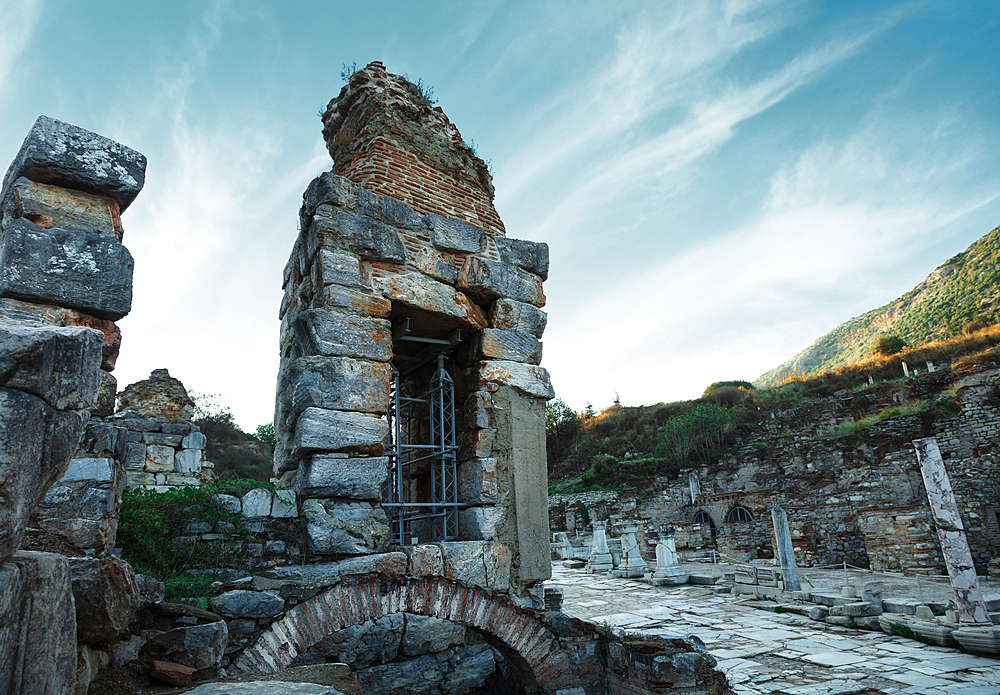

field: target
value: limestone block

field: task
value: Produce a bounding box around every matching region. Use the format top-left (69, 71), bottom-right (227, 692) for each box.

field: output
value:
top-left (279, 355), bottom-right (391, 417)
top-left (302, 499), bottom-right (390, 555)
top-left (1, 115), bottom-right (146, 211)
top-left (809, 606), bottom-right (830, 620)
top-left (291, 308), bottom-right (392, 362)
top-left (293, 407), bottom-right (388, 456)
top-left (211, 493), bottom-right (241, 513)
top-left (174, 449), bottom-right (202, 474)
top-left (459, 506), bottom-right (505, 540)
top-left (460, 428), bottom-right (495, 460)
top-left (263, 552), bottom-right (408, 581)
top-left (126, 471), bottom-right (156, 487)
top-left (60, 457), bottom-right (113, 483)
top-left (241, 488), bottom-right (274, 518)
top-left (164, 474), bottom-right (200, 487)
top-left (0, 219), bottom-right (134, 320)
top-left (830, 602), bottom-right (881, 617)
top-left (3, 177), bottom-right (122, 239)
top-left (296, 455), bottom-right (387, 500)
top-left (401, 614), bottom-right (466, 656)
top-left (457, 458), bottom-right (498, 504)
top-left (495, 236), bottom-right (549, 280)
top-left (313, 283), bottom-right (391, 318)
top-left (145, 620), bottom-right (228, 670)
top-left (414, 247), bottom-right (458, 284)
top-left (458, 256), bottom-right (545, 307)
top-left (372, 271), bottom-right (488, 330)
top-left (312, 249), bottom-right (365, 289)
top-left (309, 613), bottom-right (403, 669)
top-left (0, 387), bottom-right (88, 562)
top-left (182, 431), bottom-right (207, 449)
top-left (406, 545), bottom-right (443, 576)
top-left (145, 444), bottom-right (175, 472)
top-left (476, 328), bottom-right (542, 365)
top-left (439, 541), bottom-right (512, 591)
top-left (477, 360), bottom-right (554, 399)
top-left (93, 369), bottom-right (116, 416)
top-left (210, 590), bottom-right (284, 619)
top-left (424, 214), bottom-right (485, 254)
top-left (143, 432), bottom-right (182, 447)
top-left (272, 489), bottom-right (297, 518)
top-left (69, 555), bottom-right (142, 644)
top-left (0, 324), bottom-right (102, 409)
top-left (0, 552), bottom-right (77, 695)
top-left (309, 205), bottom-right (406, 263)
top-left (490, 298), bottom-right (547, 338)
top-left (464, 390), bottom-right (493, 430)
top-left (0, 297), bottom-right (121, 370)
top-left (300, 172), bottom-right (424, 232)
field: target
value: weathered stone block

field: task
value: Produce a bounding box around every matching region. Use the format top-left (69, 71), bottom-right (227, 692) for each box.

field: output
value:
top-left (458, 256), bottom-right (544, 307)
top-left (272, 489), bottom-right (297, 518)
top-left (143, 432), bottom-right (182, 447)
top-left (174, 449), bottom-right (202, 474)
top-left (297, 455), bottom-right (387, 500)
top-left (406, 545), bottom-right (443, 576)
top-left (459, 506), bottom-right (505, 540)
top-left (145, 444), bottom-right (175, 472)
top-left (457, 458), bottom-right (497, 504)
top-left (2, 115), bottom-right (146, 211)
top-left (476, 328), bottom-right (542, 364)
top-left (0, 219), bottom-right (134, 320)
top-left (124, 442), bottom-right (146, 469)
top-left (60, 457), bottom-right (114, 483)
top-left (145, 620), bottom-right (228, 670)
top-left (312, 249), bottom-right (365, 289)
top-left (3, 177), bottom-right (122, 239)
top-left (291, 308), bottom-right (392, 362)
top-left (425, 214), bottom-right (485, 254)
top-left (0, 552), bottom-right (77, 695)
top-left (211, 493), bottom-right (241, 513)
top-left (301, 172), bottom-right (424, 232)
top-left (309, 205), bottom-right (406, 263)
top-left (293, 407), bottom-right (388, 456)
top-left (0, 298), bottom-right (121, 370)
top-left (0, 324), bottom-right (102, 410)
top-left (126, 471), bottom-right (156, 487)
top-left (460, 428), bottom-right (495, 460)
top-left (0, 387), bottom-right (88, 562)
top-left (490, 298), bottom-right (547, 338)
top-left (495, 236), bottom-right (549, 280)
top-left (116, 368), bottom-right (194, 421)
top-left (464, 390), bottom-right (493, 430)
top-left (313, 283), bottom-right (392, 318)
top-left (477, 360), bottom-right (554, 399)
top-left (302, 499), bottom-right (390, 555)
top-left (414, 247), bottom-right (458, 284)
top-left (439, 541), bottom-right (511, 591)
top-left (93, 369), bottom-right (116, 416)
top-left (401, 614), bottom-right (466, 656)
top-left (241, 488), bottom-right (273, 517)
top-left (373, 271), bottom-right (488, 330)
top-left (309, 613), bottom-right (403, 669)
top-left (210, 590), bottom-right (284, 619)
top-left (357, 643), bottom-right (495, 695)
top-left (69, 555), bottom-right (142, 645)
top-left (182, 431), bottom-right (207, 449)
top-left (280, 356), bottom-right (391, 417)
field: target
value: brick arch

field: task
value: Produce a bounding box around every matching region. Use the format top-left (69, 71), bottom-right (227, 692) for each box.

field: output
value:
top-left (232, 575), bottom-right (570, 692)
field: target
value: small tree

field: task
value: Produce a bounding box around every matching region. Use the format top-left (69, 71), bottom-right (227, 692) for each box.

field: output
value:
top-left (871, 334), bottom-right (907, 356)
top-left (255, 422), bottom-right (276, 448)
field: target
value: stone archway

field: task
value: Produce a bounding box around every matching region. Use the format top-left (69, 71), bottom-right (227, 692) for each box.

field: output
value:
top-left (232, 575), bottom-right (572, 692)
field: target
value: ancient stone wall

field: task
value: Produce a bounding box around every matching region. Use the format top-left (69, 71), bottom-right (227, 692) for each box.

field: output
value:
top-left (276, 62), bottom-right (553, 598)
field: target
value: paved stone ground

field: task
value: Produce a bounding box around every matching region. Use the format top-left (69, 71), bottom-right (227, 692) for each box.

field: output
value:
top-left (551, 564), bottom-right (1000, 695)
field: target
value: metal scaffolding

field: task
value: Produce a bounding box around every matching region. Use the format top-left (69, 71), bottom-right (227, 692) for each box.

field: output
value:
top-left (383, 320), bottom-right (461, 545)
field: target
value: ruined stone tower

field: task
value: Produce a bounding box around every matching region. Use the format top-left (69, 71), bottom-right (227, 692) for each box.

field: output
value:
top-left (276, 62), bottom-right (553, 595)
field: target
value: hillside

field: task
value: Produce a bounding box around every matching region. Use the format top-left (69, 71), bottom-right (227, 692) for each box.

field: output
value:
top-left (756, 224), bottom-right (1000, 387)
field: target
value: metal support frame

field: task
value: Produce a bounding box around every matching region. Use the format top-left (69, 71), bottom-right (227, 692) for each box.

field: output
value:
top-left (384, 320), bottom-right (461, 545)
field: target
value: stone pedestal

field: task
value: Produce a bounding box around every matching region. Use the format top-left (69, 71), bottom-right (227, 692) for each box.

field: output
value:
top-left (614, 523), bottom-right (646, 578)
top-left (587, 521), bottom-right (614, 573)
top-left (770, 505), bottom-right (801, 592)
top-left (551, 532), bottom-right (572, 560)
top-left (650, 530), bottom-right (688, 586)
top-left (913, 437), bottom-right (991, 624)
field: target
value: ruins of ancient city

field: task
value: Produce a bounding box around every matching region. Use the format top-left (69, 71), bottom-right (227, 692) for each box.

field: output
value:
top-left (2, 60), bottom-right (999, 695)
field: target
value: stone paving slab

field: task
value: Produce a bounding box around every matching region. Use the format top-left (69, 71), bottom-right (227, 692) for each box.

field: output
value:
top-left (551, 565), bottom-right (1000, 694)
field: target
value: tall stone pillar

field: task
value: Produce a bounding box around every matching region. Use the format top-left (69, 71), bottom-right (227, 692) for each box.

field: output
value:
top-left (615, 523), bottom-right (646, 578)
top-left (770, 505), bottom-right (801, 592)
top-left (588, 521), bottom-right (614, 573)
top-left (913, 437), bottom-right (990, 623)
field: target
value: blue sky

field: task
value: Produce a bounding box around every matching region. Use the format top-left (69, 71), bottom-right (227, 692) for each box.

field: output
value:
top-left (1, 1), bottom-right (998, 430)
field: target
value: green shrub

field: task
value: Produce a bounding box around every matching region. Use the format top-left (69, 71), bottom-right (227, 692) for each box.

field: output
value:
top-left (871, 334), bottom-right (908, 356)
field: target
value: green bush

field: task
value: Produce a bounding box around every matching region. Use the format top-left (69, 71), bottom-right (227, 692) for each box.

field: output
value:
top-left (871, 334), bottom-right (908, 356)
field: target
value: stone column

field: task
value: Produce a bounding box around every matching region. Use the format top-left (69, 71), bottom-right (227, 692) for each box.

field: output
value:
top-left (587, 521), bottom-right (614, 573)
top-left (688, 472), bottom-right (700, 504)
top-left (651, 529), bottom-right (688, 586)
top-left (913, 437), bottom-right (990, 623)
top-left (770, 505), bottom-right (802, 592)
top-left (615, 523), bottom-right (647, 578)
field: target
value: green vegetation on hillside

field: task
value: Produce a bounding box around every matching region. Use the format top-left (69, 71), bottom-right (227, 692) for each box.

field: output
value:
top-left (757, 224), bottom-right (1000, 386)
top-left (191, 393), bottom-right (273, 481)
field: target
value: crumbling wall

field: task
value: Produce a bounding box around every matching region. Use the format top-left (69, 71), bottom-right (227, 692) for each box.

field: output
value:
top-left (276, 62), bottom-right (552, 598)
top-left (0, 116), bottom-right (145, 694)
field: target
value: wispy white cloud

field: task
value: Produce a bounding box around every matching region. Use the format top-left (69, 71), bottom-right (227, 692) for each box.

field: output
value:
top-left (0, 0), bottom-right (43, 97)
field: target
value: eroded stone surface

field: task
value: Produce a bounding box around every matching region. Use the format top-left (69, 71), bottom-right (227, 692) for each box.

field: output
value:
top-left (292, 408), bottom-right (388, 456)
top-left (296, 455), bottom-right (387, 500)
top-left (117, 368), bottom-right (194, 422)
top-left (302, 499), bottom-right (390, 555)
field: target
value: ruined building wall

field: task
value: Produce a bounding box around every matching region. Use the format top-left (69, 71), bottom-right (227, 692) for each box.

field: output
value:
top-left (276, 62), bottom-right (553, 596)
top-left (0, 116), bottom-right (144, 693)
